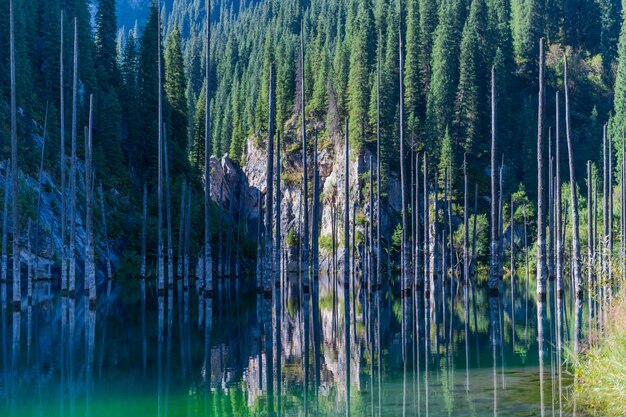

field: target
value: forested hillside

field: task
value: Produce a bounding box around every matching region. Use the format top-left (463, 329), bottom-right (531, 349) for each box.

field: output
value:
top-left (0, 0), bottom-right (624, 265)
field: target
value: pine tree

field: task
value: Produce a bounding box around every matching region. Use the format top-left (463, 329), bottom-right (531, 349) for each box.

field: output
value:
top-left (193, 84), bottom-right (207, 175)
top-left (613, 15), bottom-right (626, 138)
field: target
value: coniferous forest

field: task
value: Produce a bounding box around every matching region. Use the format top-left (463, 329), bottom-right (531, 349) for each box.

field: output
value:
top-left (2, 0), bottom-right (626, 415)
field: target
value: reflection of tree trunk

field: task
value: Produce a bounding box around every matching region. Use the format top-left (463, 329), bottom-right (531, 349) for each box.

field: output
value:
top-left (343, 121), bottom-right (351, 417)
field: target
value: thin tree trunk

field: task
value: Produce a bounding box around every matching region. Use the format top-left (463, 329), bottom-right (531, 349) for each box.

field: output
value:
top-left (204, 0), bottom-right (213, 297)
top-left (85, 95), bottom-right (95, 305)
top-left (398, 0), bottom-right (411, 364)
top-left (10, 0), bottom-right (20, 307)
top-left (157, 0), bottom-right (165, 294)
top-left (343, 119), bottom-right (351, 417)
top-left (177, 178), bottom-right (187, 279)
top-left (141, 183), bottom-right (147, 279)
top-left (490, 65), bottom-right (499, 293)
top-left (264, 59), bottom-right (275, 414)
top-left (274, 130), bottom-right (282, 416)
top-left (375, 36), bottom-right (383, 416)
top-left (564, 56), bottom-right (582, 353)
top-left (164, 127), bottom-right (174, 289)
top-left (536, 39), bottom-right (547, 300)
top-left (69, 18), bottom-right (78, 296)
top-left (463, 153), bottom-right (470, 388)
top-left (587, 161), bottom-right (594, 343)
top-left (60, 11), bottom-right (67, 293)
top-left (2, 160), bottom-right (10, 286)
top-left (312, 131), bottom-right (321, 395)
top-left (98, 183), bottom-right (112, 287)
top-left (218, 182), bottom-right (223, 277)
top-left (35, 104), bottom-right (48, 285)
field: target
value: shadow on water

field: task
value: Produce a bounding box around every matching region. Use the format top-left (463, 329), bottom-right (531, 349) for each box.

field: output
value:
top-left (0, 272), bottom-right (586, 417)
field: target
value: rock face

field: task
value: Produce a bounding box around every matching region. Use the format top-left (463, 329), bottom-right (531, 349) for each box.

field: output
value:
top-left (0, 125), bottom-right (125, 302)
top-left (211, 118), bottom-right (401, 275)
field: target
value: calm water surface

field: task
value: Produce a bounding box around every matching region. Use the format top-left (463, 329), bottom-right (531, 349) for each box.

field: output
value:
top-left (0, 273), bottom-right (579, 416)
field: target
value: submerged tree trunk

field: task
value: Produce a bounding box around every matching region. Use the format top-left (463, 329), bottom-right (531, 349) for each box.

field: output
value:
top-left (263, 60), bottom-right (275, 414)
top-left (203, 0), bottom-right (213, 297)
top-left (35, 105), bottom-right (48, 285)
top-left (60, 11), bottom-right (67, 293)
top-left (157, 0), bottom-right (165, 294)
top-left (10, 0), bottom-right (20, 306)
top-left (564, 56), bottom-right (582, 353)
top-left (177, 178), bottom-right (187, 279)
top-left (164, 127), bottom-right (174, 289)
top-left (69, 18), bottom-right (78, 297)
top-left (141, 183), bottom-right (147, 280)
top-left (489, 65), bottom-right (499, 293)
top-left (536, 38), bottom-right (547, 300)
top-left (98, 183), bottom-right (113, 286)
top-left (274, 130), bottom-right (282, 416)
top-left (2, 161), bottom-right (10, 286)
top-left (343, 119), bottom-right (351, 417)
top-left (85, 95), bottom-right (95, 305)
top-left (312, 131), bottom-right (321, 394)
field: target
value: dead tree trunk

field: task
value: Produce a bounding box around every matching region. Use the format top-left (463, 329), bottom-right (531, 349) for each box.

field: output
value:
top-left (536, 38), bottom-right (547, 300)
top-left (203, 0), bottom-right (213, 297)
top-left (398, 0), bottom-right (411, 365)
top-left (60, 11), bottom-right (67, 293)
top-left (141, 183), bottom-right (147, 280)
top-left (69, 18), bottom-right (78, 296)
top-left (489, 65), bottom-right (499, 293)
top-left (564, 56), bottom-right (582, 352)
top-left (98, 183), bottom-right (112, 285)
top-left (85, 95), bottom-right (95, 305)
top-left (274, 130), bottom-right (282, 416)
top-left (343, 119), bottom-right (351, 417)
top-left (2, 161), bottom-right (10, 286)
top-left (35, 105), bottom-right (48, 285)
top-left (10, 0), bottom-right (20, 306)
top-left (164, 127), bottom-right (174, 289)
top-left (157, 0), bottom-right (165, 294)
top-left (177, 178), bottom-right (186, 279)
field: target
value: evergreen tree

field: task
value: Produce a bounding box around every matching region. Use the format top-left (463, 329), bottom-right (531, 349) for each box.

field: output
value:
top-left (165, 25), bottom-right (189, 175)
top-left (454, 0), bottom-right (488, 156)
top-left (94, 0), bottom-right (123, 180)
top-left (425, 0), bottom-right (462, 154)
top-left (139, 1), bottom-right (161, 182)
top-left (405, 0), bottom-right (421, 133)
top-left (193, 83), bottom-right (207, 175)
top-left (347, 0), bottom-right (375, 147)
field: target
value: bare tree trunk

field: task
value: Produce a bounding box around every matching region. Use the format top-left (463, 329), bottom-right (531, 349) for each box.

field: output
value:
top-left (60, 11), bottom-right (67, 293)
top-left (217, 183), bottom-right (223, 277)
top-left (27, 220), bottom-right (32, 303)
top-left (587, 161), bottom-right (594, 343)
top-left (274, 130), bottom-right (282, 416)
top-left (563, 56), bottom-right (582, 352)
top-left (397, 0), bottom-right (411, 365)
top-left (2, 161), bottom-right (10, 286)
top-left (375, 37), bottom-right (383, 416)
top-left (177, 178), bottom-right (186, 279)
top-left (164, 127), bottom-right (174, 289)
top-left (263, 60), bottom-right (275, 415)
top-left (536, 38), bottom-right (546, 300)
top-left (10, 0), bottom-right (20, 307)
top-left (184, 185), bottom-right (192, 290)
top-left (489, 65), bottom-right (499, 293)
top-left (85, 95), bottom-right (95, 305)
top-left (203, 0), bottom-right (213, 297)
top-left (463, 154), bottom-right (470, 387)
top-left (343, 119), bottom-right (351, 417)
top-left (98, 183), bottom-right (112, 285)
top-left (141, 183), bottom-right (147, 279)
top-left (157, 0), bottom-right (165, 294)
top-left (35, 105), bottom-right (48, 285)
top-left (69, 18), bottom-right (78, 297)
top-left (312, 131), bottom-right (321, 394)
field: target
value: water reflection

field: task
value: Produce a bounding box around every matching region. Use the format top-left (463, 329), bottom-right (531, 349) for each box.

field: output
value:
top-left (0, 274), bottom-right (585, 417)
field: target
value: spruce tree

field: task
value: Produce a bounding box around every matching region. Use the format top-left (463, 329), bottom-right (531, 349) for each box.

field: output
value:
top-left (347, 0), bottom-right (375, 147)
top-left (425, 0), bottom-right (461, 154)
top-left (165, 25), bottom-right (188, 174)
